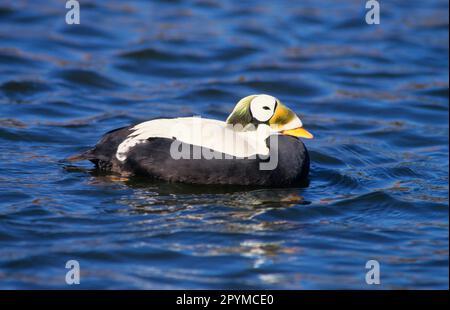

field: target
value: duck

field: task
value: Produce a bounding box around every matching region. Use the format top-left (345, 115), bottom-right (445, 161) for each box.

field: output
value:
top-left (68, 94), bottom-right (313, 186)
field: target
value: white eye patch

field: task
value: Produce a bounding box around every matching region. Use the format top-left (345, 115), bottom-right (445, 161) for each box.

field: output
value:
top-left (250, 94), bottom-right (277, 122)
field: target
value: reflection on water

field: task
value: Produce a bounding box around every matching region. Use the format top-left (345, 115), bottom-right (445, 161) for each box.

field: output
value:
top-left (0, 0), bottom-right (448, 289)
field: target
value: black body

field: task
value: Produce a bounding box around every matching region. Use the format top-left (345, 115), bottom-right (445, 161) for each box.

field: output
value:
top-left (70, 125), bottom-right (310, 186)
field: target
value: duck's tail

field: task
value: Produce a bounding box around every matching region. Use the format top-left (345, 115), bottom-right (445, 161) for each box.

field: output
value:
top-left (66, 149), bottom-right (96, 162)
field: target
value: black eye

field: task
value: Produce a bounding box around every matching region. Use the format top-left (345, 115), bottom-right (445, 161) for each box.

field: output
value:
top-left (262, 106), bottom-right (271, 110)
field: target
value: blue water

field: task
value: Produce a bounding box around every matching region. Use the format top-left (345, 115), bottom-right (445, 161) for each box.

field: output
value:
top-left (0, 0), bottom-right (448, 289)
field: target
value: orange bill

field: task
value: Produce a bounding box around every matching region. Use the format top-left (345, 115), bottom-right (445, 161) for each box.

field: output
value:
top-left (281, 127), bottom-right (314, 139)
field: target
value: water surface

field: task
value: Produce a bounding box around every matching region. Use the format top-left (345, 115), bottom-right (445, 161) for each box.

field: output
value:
top-left (0, 0), bottom-right (448, 289)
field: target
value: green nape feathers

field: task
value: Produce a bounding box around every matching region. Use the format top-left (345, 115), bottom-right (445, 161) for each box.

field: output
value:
top-left (225, 95), bottom-right (256, 127)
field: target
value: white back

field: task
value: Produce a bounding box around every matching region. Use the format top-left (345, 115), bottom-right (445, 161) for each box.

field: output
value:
top-left (116, 117), bottom-right (273, 161)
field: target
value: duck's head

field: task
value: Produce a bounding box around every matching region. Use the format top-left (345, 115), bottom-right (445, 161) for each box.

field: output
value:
top-left (226, 94), bottom-right (313, 139)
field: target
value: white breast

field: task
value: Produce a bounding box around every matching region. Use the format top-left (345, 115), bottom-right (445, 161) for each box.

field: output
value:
top-left (115, 117), bottom-right (272, 161)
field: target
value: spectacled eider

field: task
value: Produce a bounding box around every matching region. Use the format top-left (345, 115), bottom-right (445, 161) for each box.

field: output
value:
top-left (69, 94), bottom-right (313, 186)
